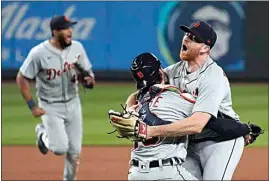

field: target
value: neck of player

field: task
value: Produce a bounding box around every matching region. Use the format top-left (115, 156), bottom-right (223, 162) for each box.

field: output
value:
top-left (186, 54), bottom-right (208, 73)
top-left (50, 38), bottom-right (63, 51)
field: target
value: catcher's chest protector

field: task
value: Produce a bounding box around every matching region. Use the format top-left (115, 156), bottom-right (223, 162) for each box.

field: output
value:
top-left (137, 86), bottom-right (174, 126)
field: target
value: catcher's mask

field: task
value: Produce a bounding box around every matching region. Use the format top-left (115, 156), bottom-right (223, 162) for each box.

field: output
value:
top-left (130, 52), bottom-right (161, 90)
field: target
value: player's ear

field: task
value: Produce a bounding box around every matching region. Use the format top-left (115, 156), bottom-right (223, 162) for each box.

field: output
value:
top-left (52, 29), bottom-right (59, 37)
top-left (159, 68), bottom-right (167, 84)
top-left (200, 44), bottom-right (210, 54)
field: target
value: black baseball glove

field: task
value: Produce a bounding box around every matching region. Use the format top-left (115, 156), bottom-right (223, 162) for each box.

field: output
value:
top-left (74, 62), bottom-right (94, 89)
top-left (245, 122), bottom-right (264, 146)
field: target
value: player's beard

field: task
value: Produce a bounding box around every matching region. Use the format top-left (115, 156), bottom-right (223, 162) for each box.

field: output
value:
top-left (58, 34), bottom-right (72, 49)
top-left (179, 47), bottom-right (200, 61)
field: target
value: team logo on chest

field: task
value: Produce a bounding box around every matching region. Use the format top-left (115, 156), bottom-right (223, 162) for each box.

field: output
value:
top-left (46, 62), bottom-right (74, 80)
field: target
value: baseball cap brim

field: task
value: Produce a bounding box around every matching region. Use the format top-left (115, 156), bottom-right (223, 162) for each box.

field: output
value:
top-left (179, 25), bottom-right (191, 33)
top-left (65, 21), bottom-right (77, 28)
top-left (179, 25), bottom-right (205, 43)
top-left (53, 21), bottom-right (77, 30)
top-left (70, 21), bottom-right (77, 25)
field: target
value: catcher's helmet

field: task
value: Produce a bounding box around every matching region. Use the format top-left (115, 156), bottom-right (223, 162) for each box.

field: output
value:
top-left (130, 52), bottom-right (161, 89)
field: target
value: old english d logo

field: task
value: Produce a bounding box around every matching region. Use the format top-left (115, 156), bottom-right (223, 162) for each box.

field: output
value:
top-left (137, 71), bottom-right (144, 79)
top-left (193, 21), bottom-right (200, 28)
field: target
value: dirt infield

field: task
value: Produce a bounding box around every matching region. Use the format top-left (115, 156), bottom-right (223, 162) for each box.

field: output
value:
top-left (2, 146), bottom-right (268, 180)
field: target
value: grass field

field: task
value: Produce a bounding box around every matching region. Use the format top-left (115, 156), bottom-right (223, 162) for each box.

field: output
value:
top-left (2, 82), bottom-right (268, 147)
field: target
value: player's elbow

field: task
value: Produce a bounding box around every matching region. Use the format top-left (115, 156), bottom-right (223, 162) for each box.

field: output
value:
top-left (16, 72), bottom-right (23, 86)
top-left (16, 72), bottom-right (30, 93)
top-left (192, 123), bottom-right (204, 134)
top-left (188, 120), bottom-right (203, 134)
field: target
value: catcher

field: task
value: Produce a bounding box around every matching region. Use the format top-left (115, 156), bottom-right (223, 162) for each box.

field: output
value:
top-left (108, 53), bottom-right (264, 180)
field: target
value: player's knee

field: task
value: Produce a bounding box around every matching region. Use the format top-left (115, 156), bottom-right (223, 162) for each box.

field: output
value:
top-left (53, 150), bottom-right (67, 155)
top-left (53, 148), bottom-right (68, 155)
top-left (52, 143), bottom-right (69, 155)
top-left (68, 153), bottom-right (80, 163)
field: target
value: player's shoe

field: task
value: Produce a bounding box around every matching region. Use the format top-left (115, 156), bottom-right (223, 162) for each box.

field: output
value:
top-left (35, 123), bottom-right (49, 155)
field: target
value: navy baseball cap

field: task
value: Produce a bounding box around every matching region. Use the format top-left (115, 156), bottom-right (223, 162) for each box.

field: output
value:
top-left (50, 15), bottom-right (77, 30)
top-left (180, 21), bottom-right (217, 48)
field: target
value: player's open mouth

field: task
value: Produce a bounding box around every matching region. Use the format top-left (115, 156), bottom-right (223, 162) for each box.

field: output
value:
top-left (182, 44), bottom-right (188, 51)
top-left (66, 35), bottom-right (72, 42)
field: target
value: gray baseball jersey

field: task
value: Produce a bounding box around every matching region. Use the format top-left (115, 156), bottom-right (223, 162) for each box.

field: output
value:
top-left (129, 86), bottom-right (198, 180)
top-left (131, 88), bottom-right (193, 162)
top-left (164, 57), bottom-right (244, 180)
top-left (20, 40), bottom-right (93, 102)
top-left (164, 57), bottom-right (239, 120)
top-left (20, 40), bottom-right (94, 180)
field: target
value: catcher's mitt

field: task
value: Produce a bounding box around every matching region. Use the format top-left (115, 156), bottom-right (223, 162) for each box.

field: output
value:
top-left (74, 62), bottom-right (94, 89)
top-left (108, 105), bottom-right (147, 141)
top-left (245, 122), bottom-right (264, 146)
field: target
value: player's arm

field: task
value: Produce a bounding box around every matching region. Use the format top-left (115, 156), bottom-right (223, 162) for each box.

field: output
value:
top-left (147, 69), bottom-right (226, 138)
top-left (16, 48), bottom-right (45, 117)
top-left (148, 112), bottom-right (210, 137)
top-left (16, 72), bottom-right (34, 102)
top-left (206, 117), bottom-right (250, 139)
top-left (78, 43), bottom-right (95, 88)
top-left (125, 91), bottom-right (139, 110)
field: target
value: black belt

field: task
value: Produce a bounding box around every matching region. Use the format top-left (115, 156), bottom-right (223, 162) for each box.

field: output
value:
top-left (131, 157), bottom-right (180, 168)
top-left (40, 98), bottom-right (73, 104)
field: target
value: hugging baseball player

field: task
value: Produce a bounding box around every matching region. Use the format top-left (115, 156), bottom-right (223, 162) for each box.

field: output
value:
top-left (16, 15), bottom-right (95, 180)
top-left (108, 53), bottom-right (263, 180)
top-left (109, 53), bottom-right (198, 180)
top-left (122, 21), bottom-right (264, 180)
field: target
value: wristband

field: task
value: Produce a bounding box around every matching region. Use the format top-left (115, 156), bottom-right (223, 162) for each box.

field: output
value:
top-left (27, 100), bottom-right (36, 110)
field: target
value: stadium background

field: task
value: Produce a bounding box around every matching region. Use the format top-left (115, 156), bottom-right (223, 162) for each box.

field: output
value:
top-left (2, 1), bottom-right (268, 180)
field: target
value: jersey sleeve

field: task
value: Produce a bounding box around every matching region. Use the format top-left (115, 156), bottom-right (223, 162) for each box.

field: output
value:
top-left (19, 48), bottom-right (40, 79)
top-left (79, 43), bottom-right (94, 77)
top-left (163, 64), bottom-right (174, 78)
top-left (192, 69), bottom-right (227, 118)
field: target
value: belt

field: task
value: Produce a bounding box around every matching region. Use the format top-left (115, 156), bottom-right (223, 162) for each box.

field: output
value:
top-left (40, 98), bottom-right (73, 104)
top-left (131, 157), bottom-right (181, 168)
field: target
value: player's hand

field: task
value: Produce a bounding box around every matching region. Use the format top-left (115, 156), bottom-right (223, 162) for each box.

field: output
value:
top-left (31, 107), bottom-right (46, 117)
top-left (244, 122), bottom-right (264, 146)
top-left (84, 76), bottom-right (95, 86)
top-left (126, 104), bottom-right (139, 113)
top-left (244, 134), bottom-right (252, 146)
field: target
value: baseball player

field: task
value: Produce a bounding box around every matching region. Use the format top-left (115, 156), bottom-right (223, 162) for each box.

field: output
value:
top-left (16, 15), bottom-right (95, 180)
top-left (125, 21), bottom-right (255, 180)
top-left (110, 53), bottom-right (198, 180)
top-left (110, 53), bottom-right (263, 180)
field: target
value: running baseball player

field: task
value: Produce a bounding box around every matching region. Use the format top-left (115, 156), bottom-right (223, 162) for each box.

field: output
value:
top-left (124, 21), bottom-right (263, 180)
top-left (109, 53), bottom-right (263, 180)
top-left (16, 15), bottom-right (95, 180)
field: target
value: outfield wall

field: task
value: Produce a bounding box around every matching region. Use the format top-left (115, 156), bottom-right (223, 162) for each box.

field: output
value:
top-left (2, 2), bottom-right (268, 82)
